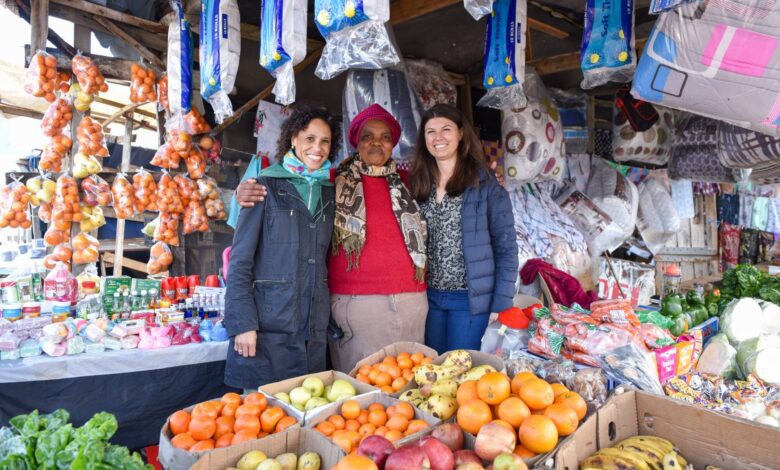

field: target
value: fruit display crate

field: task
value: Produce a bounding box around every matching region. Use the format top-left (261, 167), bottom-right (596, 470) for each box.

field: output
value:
top-left (348, 342), bottom-right (438, 376)
top-left (258, 370), bottom-right (381, 425)
top-left (190, 427), bottom-right (344, 470)
top-left (554, 389), bottom-right (780, 470)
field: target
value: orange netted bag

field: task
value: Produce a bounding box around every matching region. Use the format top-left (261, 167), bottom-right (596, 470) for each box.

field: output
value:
top-left (185, 146), bottom-right (207, 179)
top-left (154, 212), bottom-right (180, 246)
top-left (183, 200), bottom-right (209, 234)
top-left (197, 177), bottom-right (226, 220)
top-left (72, 232), bottom-right (99, 265)
top-left (150, 143), bottom-right (181, 169)
top-left (76, 116), bottom-right (109, 157)
top-left (183, 108), bottom-right (211, 135)
top-left (24, 51), bottom-right (59, 102)
top-left (81, 175), bottom-right (112, 207)
top-left (72, 53), bottom-right (108, 95)
top-left (156, 172), bottom-right (184, 215)
top-left (158, 73), bottom-right (169, 110)
top-left (147, 241), bottom-right (173, 275)
top-left (129, 62), bottom-right (158, 103)
top-left (0, 181), bottom-right (32, 230)
top-left (41, 97), bottom-right (72, 137)
top-left (43, 226), bottom-right (69, 247)
top-left (111, 174), bottom-right (135, 220)
top-left (40, 135), bottom-right (73, 173)
top-left (173, 174), bottom-right (198, 207)
top-left (51, 175), bottom-right (81, 226)
top-left (132, 168), bottom-right (158, 214)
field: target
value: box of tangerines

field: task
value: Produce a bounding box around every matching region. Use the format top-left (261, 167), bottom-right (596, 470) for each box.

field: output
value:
top-left (348, 342), bottom-right (439, 396)
top-left (304, 393), bottom-right (442, 455)
top-left (158, 392), bottom-right (301, 470)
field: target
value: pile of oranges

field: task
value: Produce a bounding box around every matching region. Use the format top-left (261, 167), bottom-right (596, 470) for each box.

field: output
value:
top-left (456, 371), bottom-right (587, 458)
top-left (168, 392), bottom-right (296, 452)
top-left (313, 400), bottom-right (429, 454)
top-left (354, 352), bottom-right (434, 393)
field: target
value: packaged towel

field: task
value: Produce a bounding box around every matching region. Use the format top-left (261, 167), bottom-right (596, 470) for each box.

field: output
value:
top-left (200, 0), bottom-right (240, 122)
top-left (20, 339), bottom-right (41, 358)
top-left (1, 349), bottom-right (20, 360)
top-left (167, 0), bottom-right (193, 131)
top-left (66, 336), bottom-right (85, 355)
top-left (636, 175), bottom-right (681, 254)
top-left (313, 0), bottom-right (399, 80)
top-left (581, 0), bottom-right (636, 89)
top-left (478, 0), bottom-right (527, 109)
top-left (752, 197), bottom-right (770, 231)
top-left (259, 0), bottom-right (307, 105)
top-left (717, 194), bottom-right (740, 226)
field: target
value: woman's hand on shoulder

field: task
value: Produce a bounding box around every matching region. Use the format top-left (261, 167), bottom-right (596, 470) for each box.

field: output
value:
top-left (237, 179), bottom-right (268, 207)
top-left (489, 161), bottom-right (505, 187)
top-left (234, 330), bottom-right (257, 357)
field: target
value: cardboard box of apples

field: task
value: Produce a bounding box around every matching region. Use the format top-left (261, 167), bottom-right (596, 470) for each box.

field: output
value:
top-left (260, 371), bottom-right (379, 425)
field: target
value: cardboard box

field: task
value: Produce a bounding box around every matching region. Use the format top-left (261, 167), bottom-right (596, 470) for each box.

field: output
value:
top-left (259, 370), bottom-right (380, 425)
top-left (348, 341), bottom-right (438, 377)
top-left (159, 394), bottom-right (301, 470)
top-left (190, 428), bottom-right (345, 470)
top-left (689, 315), bottom-right (719, 345)
top-left (554, 389), bottom-right (780, 470)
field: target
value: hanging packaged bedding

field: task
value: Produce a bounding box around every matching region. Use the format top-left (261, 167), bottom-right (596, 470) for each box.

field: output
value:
top-left (668, 115), bottom-right (749, 183)
top-left (612, 100), bottom-right (674, 166)
top-left (632, 1), bottom-right (780, 136)
top-left (502, 71), bottom-right (565, 185)
top-left (550, 88), bottom-right (589, 154)
top-left (259, 0), bottom-right (307, 105)
top-left (167, 0), bottom-right (193, 130)
top-left (584, 157), bottom-right (639, 254)
top-left (405, 60), bottom-right (458, 110)
top-left (341, 68), bottom-right (422, 163)
top-left (477, 0), bottom-right (527, 109)
top-left (313, 0), bottom-right (399, 80)
top-left (580, 0), bottom-right (636, 89)
top-left (464, 0), bottom-right (493, 20)
top-left (636, 174), bottom-right (681, 254)
top-left (199, 0), bottom-right (241, 123)
top-left (718, 122), bottom-right (780, 169)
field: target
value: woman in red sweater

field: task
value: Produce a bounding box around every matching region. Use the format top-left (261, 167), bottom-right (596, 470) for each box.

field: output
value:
top-left (235, 104), bottom-right (428, 373)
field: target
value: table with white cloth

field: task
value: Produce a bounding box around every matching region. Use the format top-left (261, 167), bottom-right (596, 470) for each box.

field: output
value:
top-left (0, 341), bottom-right (237, 449)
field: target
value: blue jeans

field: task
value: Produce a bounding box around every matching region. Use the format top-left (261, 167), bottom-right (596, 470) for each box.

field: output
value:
top-left (425, 288), bottom-right (489, 355)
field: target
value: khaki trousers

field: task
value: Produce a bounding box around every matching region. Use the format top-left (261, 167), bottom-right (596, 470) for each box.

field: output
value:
top-left (328, 292), bottom-right (428, 373)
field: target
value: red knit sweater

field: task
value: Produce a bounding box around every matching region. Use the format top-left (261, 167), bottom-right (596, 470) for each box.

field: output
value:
top-left (328, 173), bottom-right (426, 295)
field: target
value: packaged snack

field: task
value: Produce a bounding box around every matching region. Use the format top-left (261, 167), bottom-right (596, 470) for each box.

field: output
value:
top-left (72, 53), bottom-right (108, 95)
top-left (184, 146), bottom-right (207, 179)
top-left (183, 200), bottom-right (209, 234)
top-left (72, 152), bottom-right (103, 179)
top-left (0, 181), bottom-right (32, 230)
top-left (536, 357), bottom-right (577, 386)
top-left (571, 367), bottom-right (609, 407)
top-left (199, 0), bottom-right (240, 122)
top-left (173, 174), bottom-right (198, 206)
top-left (40, 135), bottom-right (73, 173)
top-left (111, 174), bottom-right (135, 219)
top-left (80, 175), bottom-right (112, 207)
top-left (129, 62), bottom-right (157, 103)
top-left (150, 142), bottom-right (181, 169)
top-left (76, 116), bottom-right (109, 157)
top-left (132, 168), bottom-right (158, 214)
top-left (635, 323), bottom-right (676, 349)
top-left (154, 212), bottom-right (180, 246)
top-left (72, 232), bottom-right (99, 265)
top-left (41, 97), bottom-right (72, 137)
top-left (147, 241), bottom-right (173, 275)
top-left (597, 342), bottom-right (664, 394)
top-left (24, 50), bottom-right (59, 102)
top-left (183, 108), bottom-right (211, 135)
top-left (158, 73), bottom-right (169, 110)
top-left (156, 172), bottom-right (184, 215)
top-left (51, 175), bottom-right (81, 226)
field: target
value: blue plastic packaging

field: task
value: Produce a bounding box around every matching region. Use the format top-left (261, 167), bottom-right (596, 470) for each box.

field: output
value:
top-left (580, 0), bottom-right (636, 89)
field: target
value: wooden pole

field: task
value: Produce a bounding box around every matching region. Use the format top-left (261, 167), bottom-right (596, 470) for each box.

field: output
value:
top-left (29, 0), bottom-right (50, 58)
top-left (113, 113), bottom-right (133, 276)
top-left (49, 0), bottom-right (168, 33)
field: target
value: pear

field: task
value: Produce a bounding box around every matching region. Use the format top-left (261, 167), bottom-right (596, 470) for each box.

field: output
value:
top-left (237, 450), bottom-right (266, 470)
top-left (304, 397), bottom-right (329, 411)
top-left (275, 453), bottom-right (297, 470)
top-left (26, 178), bottom-right (42, 193)
top-left (297, 452), bottom-right (321, 470)
top-left (256, 459), bottom-right (283, 470)
top-left (274, 392), bottom-right (291, 404)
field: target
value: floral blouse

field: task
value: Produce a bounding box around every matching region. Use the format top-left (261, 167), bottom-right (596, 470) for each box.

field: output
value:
top-left (420, 187), bottom-right (467, 291)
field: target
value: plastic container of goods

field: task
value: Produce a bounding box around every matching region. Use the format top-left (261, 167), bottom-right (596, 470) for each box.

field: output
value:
top-left (0, 281), bottom-right (19, 304)
top-left (51, 301), bottom-right (71, 322)
top-left (2, 303), bottom-right (21, 321)
top-left (21, 302), bottom-right (41, 319)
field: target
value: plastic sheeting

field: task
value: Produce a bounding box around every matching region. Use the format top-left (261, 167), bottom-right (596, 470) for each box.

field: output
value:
top-left (260, 0), bottom-right (307, 105)
top-left (199, 0), bottom-right (241, 123)
top-left (585, 157), bottom-right (639, 254)
top-left (632, 1), bottom-right (780, 136)
top-left (340, 68), bottom-right (423, 162)
top-left (167, 0), bottom-right (193, 130)
top-left (477, 0), bottom-right (527, 109)
top-left (464, 0), bottom-right (493, 20)
top-left (502, 72), bottom-right (565, 186)
top-left (612, 102), bottom-right (674, 165)
top-left (313, 0), bottom-right (400, 80)
top-left (580, 0), bottom-right (636, 89)
top-left (636, 175), bottom-right (681, 254)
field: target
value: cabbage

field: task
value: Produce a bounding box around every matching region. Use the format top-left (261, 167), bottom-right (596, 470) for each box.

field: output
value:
top-left (721, 298), bottom-right (763, 345)
top-left (761, 302), bottom-right (780, 335)
top-left (744, 347), bottom-right (780, 385)
top-left (695, 334), bottom-right (737, 379)
top-left (736, 335), bottom-right (780, 378)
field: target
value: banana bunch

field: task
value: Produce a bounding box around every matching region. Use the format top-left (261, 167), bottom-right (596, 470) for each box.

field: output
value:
top-left (580, 435), bottom-right (690, 470)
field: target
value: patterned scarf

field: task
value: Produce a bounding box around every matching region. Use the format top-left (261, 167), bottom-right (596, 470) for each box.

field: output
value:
top-left (333, 155), bottom-right (427, 282)
top-left (282, 150), bottom-right (332, 183)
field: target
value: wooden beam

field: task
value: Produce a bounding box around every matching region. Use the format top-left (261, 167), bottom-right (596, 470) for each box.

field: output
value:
top-left (29, 0), bottom-right (49, 55)
top-left (213, 46), bottom-right (324, 135)
top-left (530, 37), bottom-right (648, 75)
top-left (102, 252), bottom-right (150, 274)
top-left (49, 0), bottom-right (167, 33)
top-left (26, 45), bottom-right (135, 81)
top-left (0, 103), bottom-right (44, 119)
top-left (101, 102), bottom-right (149, 128)
top-left (94, 16), bottom-right (165, 69)
top-left (94, 97), bottom-right (157, 119)
top-left (15, 0), bottom-right (76, 58)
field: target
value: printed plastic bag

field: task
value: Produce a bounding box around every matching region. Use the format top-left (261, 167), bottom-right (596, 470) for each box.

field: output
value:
top-left (72, 232), bottom-right (99, 265)
top-left (174, 174), bottom-right (198, 206)
top-left (636, 175), bottom-right (680, 254)
top-left (80, 175), bottom-right (112, 207)
top-left (156, 172), bottom-right (184, 215)
top-left (41, 135), bottom-right (72, 173)
top-left (51, 175), bottom-right (80, 227)
top-left (260, 0), bottom-right (308, 105)
top-left (313, 0), bottom-right (400, 80)
top-left (183, 200), bottom-right (209, 234)
top-left (79, 204), bottom-right (106, 232)
top-left (585, 158), bottom-right (638, 253)
top-left (200, 0), bottom-right (240, 122)
top-left (132, 169), bottom-right (158, 214)
top-left (405, 59), bottom-right (457, 110)
top-left (198, 177), bottom-right (227, 220)
top-left (148, 241), bottom-right (173, 275)
top-left (129, 62), bottom-right (157, 103)
top-left (26, 175), bottom-right (56, 207)
top-left (185, 146), bottom-right (207, 179)
top-left (612, 102), bottom-right (673, 165)
top-left (154, 212), bottom-right (180, 246)
top-left (72, 53), bottom-right (108, 95)
top-left (167, 0), bottom-right (193, 130)
top-left (464, 0), bottom-right (493, 20)
top-left (580, 0), bottom-right (636, 89)
top-left (41, 97), bottom-right (72, 137)
top-left (502, 72), bottom-right (565, 185)
top-left (0, 181), bottom-right (32, 230)
top-left (24, 51), bottom-right (59, 102)
top-left (477, 0), bottom-right (527, 109)
top-left (111, 174), bottom-right (135, 219)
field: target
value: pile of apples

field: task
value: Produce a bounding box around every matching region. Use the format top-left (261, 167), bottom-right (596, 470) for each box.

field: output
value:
top-left (274, 376), bottom-right (357, 413)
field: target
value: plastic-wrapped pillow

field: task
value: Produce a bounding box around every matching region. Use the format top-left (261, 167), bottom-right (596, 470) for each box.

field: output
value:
top-left (585, 157), bottom-right (639, 253)
top-left (636, 175), bottom-right (680, 254)
top-left (405, 60), bottom-right (457, 110)
top-left (502, 72), bottom-right (565, 185)
top-left (313, 0), bottom-right (399, 80)
top-left (612, 103), bottom-right (673, 165)
top-left (167, 0), bottom-right (193, 130)
top-left (200, 0), bottom-right (240, 122)
top-left (477, 0), bottom-right (527, 109)
top-left (260, 0), bottom-right (307, 105)
top-left (580, 0), bottom-right (636, 89)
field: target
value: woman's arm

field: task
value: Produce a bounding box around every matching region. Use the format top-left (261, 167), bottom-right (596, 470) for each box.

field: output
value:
top-left (487, 178), bottom-right (519, 312)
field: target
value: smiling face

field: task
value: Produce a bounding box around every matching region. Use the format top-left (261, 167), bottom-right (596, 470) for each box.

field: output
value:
top-left (290, 118), bottom-right (332, 171)
top-left (357, 120), bottom-right (394, 167)
top-left (424, 117), bottom-right (463, 163)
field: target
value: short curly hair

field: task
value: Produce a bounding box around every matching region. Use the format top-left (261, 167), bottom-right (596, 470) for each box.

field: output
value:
top-left (274, 105), bottom-right (342, 162)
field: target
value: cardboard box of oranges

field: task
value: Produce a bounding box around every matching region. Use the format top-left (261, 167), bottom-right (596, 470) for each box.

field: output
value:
top-left (158, 392), bottom-right (301, 470)
top-left (304, 393), bottom-right (442, 455)
top-left (348, 342), bottom-right (438, 396)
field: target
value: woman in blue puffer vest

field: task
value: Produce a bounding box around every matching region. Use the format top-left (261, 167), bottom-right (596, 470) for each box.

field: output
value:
top-left (410, 104), bottom-right (518, 354)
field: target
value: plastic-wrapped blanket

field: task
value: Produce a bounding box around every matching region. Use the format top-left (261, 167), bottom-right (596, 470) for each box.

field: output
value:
top-left (405, 60), bottom-right (457, 110)
top-left (478, 0), bottom-right (527, 109)
top-left (314, 0), bottom-right (399, 80)
top-left (717, 122), bottom-right (780, 184)
top-left (464, 0), bottom-right (493, 19)
top-left (200, 0), bottom-right (240, 123)
top-left (167, 0), bottom-right (193, 130)
top-left (585, 157), bottom-right (639, 253)
top-left (636, 175), bottom-right (681, 254)
top-left (502, 72), bottom-right (565, 185)
top-left (341, 68), bottom-right (422, 162)
top-left (668, 115), bottom-right (748, 183)
top-left (632, 1), bottom-right (780, 136)
top-left (581, 0), bottom-right (636, 89)
top-left (612, 102), bottom-right (674, 165)
top-left (260, 0), bottom-right (307, 105)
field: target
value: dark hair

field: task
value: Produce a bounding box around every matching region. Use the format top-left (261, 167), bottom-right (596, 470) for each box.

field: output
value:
top-left (410, 104), bottom-right (488, 202)
top-left (274, 105), bottom-right (341, 162)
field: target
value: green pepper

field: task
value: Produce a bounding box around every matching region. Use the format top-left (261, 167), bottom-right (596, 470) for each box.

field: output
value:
top-left (669, 314), bottom-right (688, 337)
top-left (687, 305), bottom-right (708, 327)
top-left (705, 289), bottom-right (721, 318)
top-left (661, 294), bottom-right (683, 317)
top-left (686, 290), bottom-right (705, 306)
